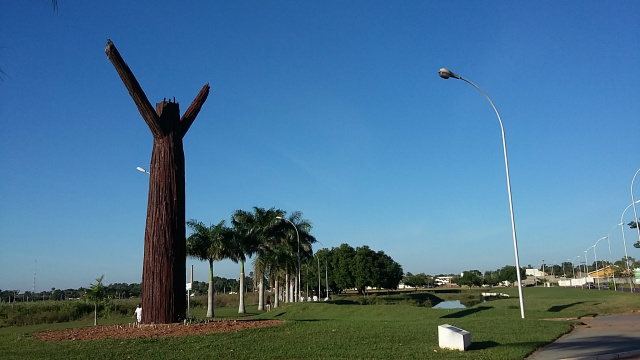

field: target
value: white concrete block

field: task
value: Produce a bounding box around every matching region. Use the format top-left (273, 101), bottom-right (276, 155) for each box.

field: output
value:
top-left (438, 324), bottom-right (471, 351)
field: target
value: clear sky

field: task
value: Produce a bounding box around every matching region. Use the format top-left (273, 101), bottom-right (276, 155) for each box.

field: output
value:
top-left (1, 1), bottom-right (639, 292)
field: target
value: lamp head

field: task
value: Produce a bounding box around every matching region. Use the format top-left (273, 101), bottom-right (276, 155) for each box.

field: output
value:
top-left (439, 68), bottom-right (461, 80)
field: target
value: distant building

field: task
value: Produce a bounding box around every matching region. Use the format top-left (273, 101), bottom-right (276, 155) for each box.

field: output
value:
top-left (588, 266), bottom-right (614, 279)
top-left (525, 269), bottom-right (546, 277)
top-left (435, 276), bottom-right (453, 286)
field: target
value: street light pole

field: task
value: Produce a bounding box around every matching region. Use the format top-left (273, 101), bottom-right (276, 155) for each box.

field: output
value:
top-left (317, 252), bottom-right (321, 299)
top-left (277, 216), bottom-right (300, 302)
top-left (584, 249), bottom-right (590, 279)
top-left (439, 68), bottom-right (525, 319)
top-left (593, 236), bottom-right (607, 289)
top-left (572, 256), bottom-right (580, 281)
top-left (620, 200), bottom-right (640, 292)
top-left (631, 168), bottom-right (640, 248)
top-left (606, 224), bottom-right (621, 291)
top-left (325, 252), bottom-right (329, 299)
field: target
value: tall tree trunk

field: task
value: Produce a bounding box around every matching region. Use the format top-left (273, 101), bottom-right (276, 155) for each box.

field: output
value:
top-left (289, 276), bottom-right (295, 302)
top-left (94, 303), bottom-right (98, 326)
top-left (105, 40), bottom-right (209, 324)
top-left (238, 261), bottom-right (246, 314)
top-left (142, 124), bottom-right (187, 323)
top-left (258, 276), bottom-right (264, 311)
top-left (274, 279), bottom-right (279, 308)
top-left (285, 272), bottom-right (290, 303)
top-left (207, 259), bottom-right (214, 318)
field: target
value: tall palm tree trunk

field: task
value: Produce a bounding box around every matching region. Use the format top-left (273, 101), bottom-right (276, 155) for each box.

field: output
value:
top-left (286, 272), bottom-right (291, 302)
top-left (238, 261), bottom-right (246, 314)
top-left (289, 276), bottom-right (295, 302)
top-left (257, 276), bottom-right (264, 311)
top-left (274, 279), bottom-right (280, 308)
top-left (207, 259), bottom-right (214, 318)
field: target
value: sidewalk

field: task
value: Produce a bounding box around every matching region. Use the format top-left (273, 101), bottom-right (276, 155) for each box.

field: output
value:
top-left (527, 313), bottom-right (640, 360)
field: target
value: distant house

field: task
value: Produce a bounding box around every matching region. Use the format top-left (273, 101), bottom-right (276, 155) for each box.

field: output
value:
top-left (525, 269), bottom-right (546, 277)
top-left (588, 266), bottom-right (614, 279)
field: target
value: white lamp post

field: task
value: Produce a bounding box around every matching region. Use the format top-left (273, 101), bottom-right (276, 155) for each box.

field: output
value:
top-left (621, 199), bottom-right (640, 292)
top-left (572, 256), bottom-right (580, 281)
top-left (631, 168), bottom-right (640, 247)
top-left (277, 216), bottom-right (300, 302)
top-left (606, 224), bottom-right (622, 291)
top-left (584, 249), bottom-right (590, 278)
top-left (439, 68), bottom-right (525, 319)
top-left (592, 237), bottom-right (607, 289)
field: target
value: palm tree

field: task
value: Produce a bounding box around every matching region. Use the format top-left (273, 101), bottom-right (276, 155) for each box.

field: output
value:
top-left (247, 207), bottom-right (284, 310)
top-left (264, 245), bottom-right (294, 308)
top-left (186, 219), bottom-right (231, 318)
top-left (230, 209), bottom-right (258, 314)
top-left (279, 211), bottom-right (317, 300)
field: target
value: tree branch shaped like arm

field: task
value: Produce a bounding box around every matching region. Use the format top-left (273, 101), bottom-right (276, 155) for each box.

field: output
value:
top-left (179, 84), bottom-right (210, 137)
top-left (105, 40), bottom-right (164, 137)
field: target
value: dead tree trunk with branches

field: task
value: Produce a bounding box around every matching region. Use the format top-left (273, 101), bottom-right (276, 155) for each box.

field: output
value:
top-left (105, 39), bottom-right (210, 324)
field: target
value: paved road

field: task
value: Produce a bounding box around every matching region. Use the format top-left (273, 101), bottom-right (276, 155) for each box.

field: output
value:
top-left (527, 313), bottom-right (640, 360)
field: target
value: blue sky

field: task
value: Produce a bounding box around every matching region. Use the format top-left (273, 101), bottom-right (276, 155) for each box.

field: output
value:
top-left (1, 1), bottom-right (639, 292)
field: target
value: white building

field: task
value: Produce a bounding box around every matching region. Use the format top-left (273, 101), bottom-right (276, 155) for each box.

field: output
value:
top-left (525, 269), bottom-right (546, 277)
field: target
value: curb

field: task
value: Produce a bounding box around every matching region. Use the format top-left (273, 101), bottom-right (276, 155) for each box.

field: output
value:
top-left (561, 349), bottom-right (640, 360)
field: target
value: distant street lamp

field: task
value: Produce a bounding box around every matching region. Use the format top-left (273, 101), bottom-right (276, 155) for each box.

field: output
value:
top-left (276, 216), bottom-right (300, 302)
top-left (606, 224), bottom-right (622, 291)
top-left (572, 256), bottom-right (580, 280)
top-left (621, 199), bottom-right (640, 292)
top-left (136, 166), bottom-right (150, 174)
top-left (439, 68), bottom-right (525, 319)
top-left (593, 236), bottom-right (607, 288)
top-left (631, 168), bottom-right (640, 247)
top-left (584, 248), bottom-right (590, 278)
top-left (317, 251), bottom-right (321, 298)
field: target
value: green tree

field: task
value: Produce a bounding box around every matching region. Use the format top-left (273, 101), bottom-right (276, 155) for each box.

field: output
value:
top-left (403, 272), bottom-right (417, 288)
top-left (496, 265), bottom-right (526, 284)
top-left (353, 246), bottom-right (376, 294)
top-left (457, 271), bottom-right (483, 288)
top-left (84, 275), bottom-right (106, 326)
top-left (375, 251), bottom-right (403, 290)
top-left (331, 244), bottom-right (356, 292)
top-left (186, 219), bottom-right (232, 318)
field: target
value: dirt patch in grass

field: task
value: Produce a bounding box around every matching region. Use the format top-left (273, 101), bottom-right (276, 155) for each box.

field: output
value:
top-left (32, 319), bottom-right (284, 342)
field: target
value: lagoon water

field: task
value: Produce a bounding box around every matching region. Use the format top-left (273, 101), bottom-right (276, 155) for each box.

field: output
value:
top-left (433, 300), bottom-right (466, 309)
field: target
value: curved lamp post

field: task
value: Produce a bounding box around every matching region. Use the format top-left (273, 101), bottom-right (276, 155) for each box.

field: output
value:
top-left (606, 224), bottom-right (622, 291)
top-left (572, 256), bottom-right (580, 280)
top-left (621, 199), bottom-right (640, 292)
top-left (276, 216), bottom-right (300, 302)
top-left (631, 168), bottom-right (640, 247)
top-left (438, 68), bottom-right (525, 319)
top-left (592, 236), bottom-right (607, 288)
top-left (583, 248), bottom-right (590, 278)
top-left (572, 256), bottom-right (580, 283)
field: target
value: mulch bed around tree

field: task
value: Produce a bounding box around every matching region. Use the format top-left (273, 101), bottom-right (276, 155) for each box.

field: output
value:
top-left (32, 319), bottom-right (284, 342)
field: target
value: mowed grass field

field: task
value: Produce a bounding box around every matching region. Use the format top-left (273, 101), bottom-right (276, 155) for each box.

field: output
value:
top-left (1, 287), bottom-right (638, 359)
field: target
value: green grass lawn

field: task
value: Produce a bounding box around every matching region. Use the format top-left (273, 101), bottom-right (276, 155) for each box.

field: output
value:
top-left (1, 287), bottom-right (637, 359)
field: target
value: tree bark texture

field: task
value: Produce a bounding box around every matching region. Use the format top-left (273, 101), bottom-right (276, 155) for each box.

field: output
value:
top-left (105, 39), bottom-right (210, 324)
